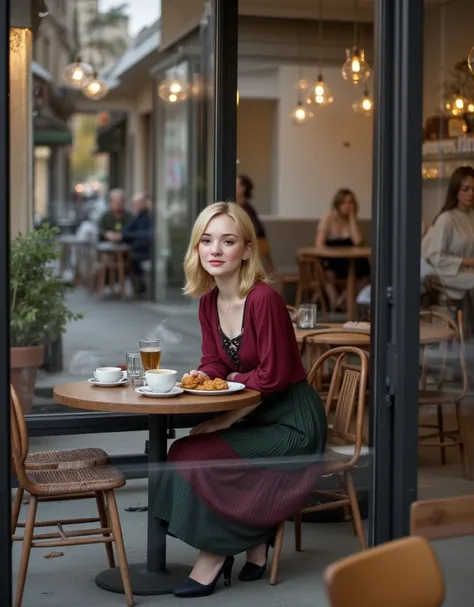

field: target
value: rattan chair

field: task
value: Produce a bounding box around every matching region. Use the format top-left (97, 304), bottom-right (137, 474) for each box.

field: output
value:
top-left (11, 387), bottom-right (134, 607)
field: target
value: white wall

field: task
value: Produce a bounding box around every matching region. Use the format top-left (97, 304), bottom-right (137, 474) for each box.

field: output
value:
top-left (237, 99), bottom-right (278, 215)
top-left (238, 65), bottom-right (373, 219)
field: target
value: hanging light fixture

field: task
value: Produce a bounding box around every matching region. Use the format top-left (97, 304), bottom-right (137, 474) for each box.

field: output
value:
top-left (342, 48), bottom-right (371, 85)
top-left (63, 56), bottom-right (94, 89)
top-left (342, 0), bottom-right (371, 85)
top-left (307, 75), bottom-right (334, 109)
top-left (290, 101), bottom-right (313, 126)
top-left (307, 1), bottom-right (334, 110)
top-left (82, 71), bottom-right (109, 101)
top-left (444, 90), bottom-right (469, 116)
top-left (158, 77), bottom-right (190, 103)
top-left (352, 89), bottom-right (373, 117)
top-left (468, 46), bottom-right (474, 75)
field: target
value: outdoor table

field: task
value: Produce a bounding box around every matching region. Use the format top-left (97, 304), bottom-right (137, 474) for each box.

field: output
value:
top-left (295, 322), bottom-right (456, 370)
top-left (297, 246), bottom-right (371, 320)
top-left (295, 322), bottom-right (455, 347)
top-left (56, 234), bottom-right (92, 286)
top-left (53, 381), bottom-right (261, 596)
top-left (95, 242), bottom-right (131, 299)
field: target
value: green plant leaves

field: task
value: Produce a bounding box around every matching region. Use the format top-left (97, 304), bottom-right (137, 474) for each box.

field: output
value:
top-left (10, 224), bottom-right (83, 347)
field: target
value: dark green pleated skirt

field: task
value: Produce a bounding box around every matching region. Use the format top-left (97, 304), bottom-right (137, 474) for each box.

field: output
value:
top-left (153, 380), bottom-right (327, 555)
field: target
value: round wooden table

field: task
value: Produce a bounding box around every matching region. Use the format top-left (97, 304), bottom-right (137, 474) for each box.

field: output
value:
top-left (297, 246), bottom-right (371, 320)
top-left (53, 381), bottom-right (261, 596)
top-left (295, 323), bottom-right (455, 347)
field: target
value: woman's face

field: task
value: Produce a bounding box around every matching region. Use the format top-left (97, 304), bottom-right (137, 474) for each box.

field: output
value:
top-left (338, 195), bottom-right (356, 217)
top-left (236, 178), bottom-right (246, 204)
top-left (457, 176), bottom-right (474, 211)
top-left (198, 214), bottom-right (249, 279)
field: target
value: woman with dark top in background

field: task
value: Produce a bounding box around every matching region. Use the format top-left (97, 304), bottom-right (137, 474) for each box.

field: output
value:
top-left (236, 174), bottom-right (276, 275)
top-left (154, 202), bottom-right (327, 598)
top-left (315, 188), bottom-right (370, 310)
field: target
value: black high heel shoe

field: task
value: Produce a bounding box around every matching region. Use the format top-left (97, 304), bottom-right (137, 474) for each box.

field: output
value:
top-left (238, 537), bottom-right (274, 582)
top-left (173, 555), bottom-right (235, 598)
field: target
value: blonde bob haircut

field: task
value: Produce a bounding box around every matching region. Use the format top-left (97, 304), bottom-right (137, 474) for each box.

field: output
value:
top-left (183, 201), bottom-right (267, 298)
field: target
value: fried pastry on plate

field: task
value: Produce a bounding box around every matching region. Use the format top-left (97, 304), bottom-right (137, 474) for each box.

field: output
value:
top-left (181, 373), bottom-right (209, 389)
top-left (212, 378), bottom-right (229, 391)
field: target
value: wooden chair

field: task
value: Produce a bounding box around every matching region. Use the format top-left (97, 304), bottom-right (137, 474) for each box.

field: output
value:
top-left (268, 347), bottom-right (369, 586)
top-left (418, 310), bottom-right (472, 480)
top-left (294, 252), bottom-right (328, 318)
top-left (11, 385), bottom-right (109, 536)
top-left (324, 536), bottom-right (445, 607)
top-left (411, 495), bottom-right (474, 540)
top-left (299, 329), bottom-right (370, 385)
top-left (10, 387), bottom-right (134, 607)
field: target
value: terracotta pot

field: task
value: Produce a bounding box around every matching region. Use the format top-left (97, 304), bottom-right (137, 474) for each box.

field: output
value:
top-left (10, 345), bottom-right (44, 414)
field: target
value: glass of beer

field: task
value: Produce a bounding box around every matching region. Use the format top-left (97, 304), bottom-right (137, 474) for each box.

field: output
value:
top-left (139, 339), bottom-right (161, 372)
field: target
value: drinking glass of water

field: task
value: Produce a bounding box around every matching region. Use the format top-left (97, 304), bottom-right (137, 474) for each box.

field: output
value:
top-left (126, 352), bottom-right (143, 386)
top-left (298, 304), bottom-right (317, 329)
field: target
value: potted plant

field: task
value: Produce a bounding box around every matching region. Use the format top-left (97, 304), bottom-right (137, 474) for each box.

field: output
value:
top-left (10, 224), bottom-right (82, 413)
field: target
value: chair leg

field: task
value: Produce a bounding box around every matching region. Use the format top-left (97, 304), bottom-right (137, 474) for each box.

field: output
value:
top-left (455, 402), bottom-right (473, 481)
top-left (105, 490), bottom-right (134, 606)
top-left (14, 495), bottom-right (38, 607)
top-left (437, 404), bottom-right (446, 466)
top-left (95, 491), bottom-right (115, 568)
top-left (294, 511), bottom-right (302, 552)
top-left (269, 522), bottom-right (285, 586)
top-left (11, 487), bottom-right (24, 537)
top-left (344, 472), bottom-right (367, 550)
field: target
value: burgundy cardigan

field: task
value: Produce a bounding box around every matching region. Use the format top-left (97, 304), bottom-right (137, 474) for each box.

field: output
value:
top-left (197, 281), bottom-right (306, 396)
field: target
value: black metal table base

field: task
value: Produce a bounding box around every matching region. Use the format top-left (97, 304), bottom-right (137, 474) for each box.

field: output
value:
top-left (95, 563), bottom-right (191, 596)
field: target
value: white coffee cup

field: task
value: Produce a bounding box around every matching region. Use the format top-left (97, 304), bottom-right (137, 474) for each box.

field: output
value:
top-left (145, 369), bottom-right (177, 393)
top-left (94, 367), bottom-right (123, 383)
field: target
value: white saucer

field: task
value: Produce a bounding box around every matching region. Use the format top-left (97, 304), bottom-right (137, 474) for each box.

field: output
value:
top-left (135, 386), bottom-right (184, 398)
top-left (88, 377), bottom-right (128, 387)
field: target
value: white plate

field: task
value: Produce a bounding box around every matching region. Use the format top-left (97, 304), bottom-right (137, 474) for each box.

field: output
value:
top-left (135, 386), bottom-right (183, 398)
top-left (88, 377), bottom-right (128, 387)
top-left (178, 381), bottom-right (245, 396)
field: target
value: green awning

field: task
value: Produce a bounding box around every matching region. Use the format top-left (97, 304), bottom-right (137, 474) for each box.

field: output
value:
top-left (34, 129), bottom-right (73, 146)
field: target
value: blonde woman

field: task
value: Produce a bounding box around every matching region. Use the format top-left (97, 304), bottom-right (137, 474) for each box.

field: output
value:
top-left (154, 202), bottom-right (327, 598)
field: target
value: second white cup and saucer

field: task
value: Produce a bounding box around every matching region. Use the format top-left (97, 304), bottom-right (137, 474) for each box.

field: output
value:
top-left (89, 367), bottom-right (128, 387)
top-left (135, 369), bottom-right (183, 398)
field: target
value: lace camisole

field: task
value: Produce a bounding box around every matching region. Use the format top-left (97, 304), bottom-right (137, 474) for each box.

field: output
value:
top-left (216, 297), bottom-right (248, 370)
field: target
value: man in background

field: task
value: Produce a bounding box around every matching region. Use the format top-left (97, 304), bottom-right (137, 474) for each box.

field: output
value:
top-left (107, 191), bottom-right (153, 295)
top-left (99, 188), bottom-right (133, 242)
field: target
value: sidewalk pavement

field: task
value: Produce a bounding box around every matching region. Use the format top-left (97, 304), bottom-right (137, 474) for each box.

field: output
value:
top-left (36, 289), bottom-right (202, 393)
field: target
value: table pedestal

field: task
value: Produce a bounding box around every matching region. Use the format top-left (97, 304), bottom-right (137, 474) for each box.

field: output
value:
top-left (95, 415), bottom-right (190, 595)
top-left (96, 563), bottom-right (190, 596)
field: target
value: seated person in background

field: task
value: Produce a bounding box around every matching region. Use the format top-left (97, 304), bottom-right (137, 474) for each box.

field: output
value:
top-left (315, 188), bottom-right (370, 310)
top-left (99, 188), bottom-right (133, 242)
top-left (422, 165), bottom-right (474, 302)
top-left (236, 174), bottom-right (276, 275)
top-left (106, 191), bottom-right (153, 294)
top-left (357, 222), bottom-right (433, 311)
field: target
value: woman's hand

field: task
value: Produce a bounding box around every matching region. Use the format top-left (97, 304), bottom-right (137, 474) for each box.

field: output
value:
top-left (190, 415), bottom-right (232, 435)
top-left (182, 370), bottom-right (207, 381)
top-left (226, 372), bottom-right (238, 381)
